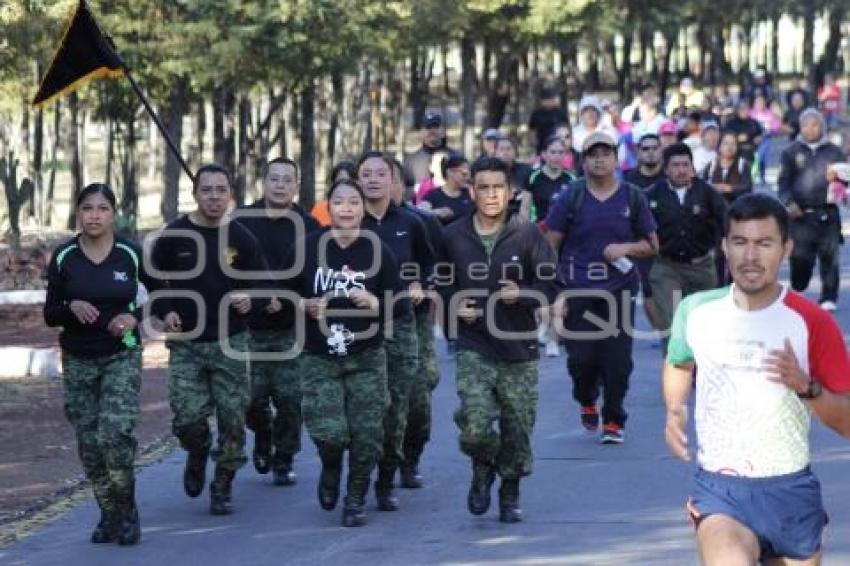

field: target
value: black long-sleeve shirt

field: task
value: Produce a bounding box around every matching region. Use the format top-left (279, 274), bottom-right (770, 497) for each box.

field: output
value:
top-left (645, 178), bottom-right (728, 262)
top-left (236, 200), bottom-right (320, 331)
top-left (439, 215), bottom-right (558, 362)
top-left (284, 229), bottom-right (401, 357)
top-left (402, 202), bottom-right (445, 314)
top-left (148, 215), bottom-right (269, 342)
top-left (362, 203), bottom-right (436, 316)
top-left (44, 236), bottom-right (152, 357)
top-left (777, 140), bottom-right (846, 209)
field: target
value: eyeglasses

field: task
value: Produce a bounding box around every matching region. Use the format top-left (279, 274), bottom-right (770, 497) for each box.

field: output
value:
top-left (639, 145), bottom-right (660, 151)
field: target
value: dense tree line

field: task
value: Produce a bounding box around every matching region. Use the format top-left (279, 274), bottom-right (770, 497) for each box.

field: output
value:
top-left (0, 0), bottom-right (846, 241)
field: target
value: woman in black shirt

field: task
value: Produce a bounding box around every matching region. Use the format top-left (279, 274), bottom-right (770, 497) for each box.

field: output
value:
top-left (289, 179), bottom-right (401, 527)
top-left (44, 184), bottom-right (150, 545)
top-left (525, 135), bottom-right (575, 224)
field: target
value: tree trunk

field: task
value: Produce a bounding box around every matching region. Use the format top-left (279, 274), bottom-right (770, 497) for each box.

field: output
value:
top-left (587, 41), bottom-right (601, 91)
top-left (659, 31), bottom-right (677, 102)
top-left (66, 93), bottom-right (83, 231)
top-left (442, 43), bottom-right (451, 97)
top-left (815, 6), bottom-right (846, 87)
top-left (483, 38), bottom-right (492, 93)
top-left (46, 101), bottom-right (60, 227)
top-left (193, 96), bottom-right (205, 169)
top-left (120, 114), bottom-right (137, 235)
top-left (802, 3), bottom-right (816, 84)
top-left (771, 16), bottom-right (780, 74)
top-left (212, 86), bottom-right (236, 175)
top-left (299, 82), bottom-right (317, 211)
top-left (105, 116), bottom-right (114, 187)
top-left (235, 94), bottom-right (250, 205)
top-left (618, 24), bottom-right (634, 98)
top-left (161, 77), bottom-right (188, 222)
top-left (487, 50), bottom-right (513, 128)
top-left (460, 35), bottom-right (477, 158)
top-left (32, 106), bottom-right (43, 222)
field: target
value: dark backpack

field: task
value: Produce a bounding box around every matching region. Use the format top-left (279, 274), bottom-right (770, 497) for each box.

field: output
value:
top-left (558, 178), bottom-right (647, 241)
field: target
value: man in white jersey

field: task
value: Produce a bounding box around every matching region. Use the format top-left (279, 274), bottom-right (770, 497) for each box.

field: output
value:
top-left (663, 193), bottom-right (850, 565)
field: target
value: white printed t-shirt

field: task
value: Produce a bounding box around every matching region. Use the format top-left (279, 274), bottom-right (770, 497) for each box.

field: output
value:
top-left (667, 285), bottom-right (850, 478)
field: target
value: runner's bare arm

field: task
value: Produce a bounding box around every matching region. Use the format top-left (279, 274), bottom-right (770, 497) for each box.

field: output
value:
top-left (663, 361), bottom-right (695, 461)
top-left (808, 392), bottom-right (850, 438)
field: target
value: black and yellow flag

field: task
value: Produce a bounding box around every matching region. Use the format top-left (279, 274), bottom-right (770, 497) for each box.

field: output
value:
top-left (32, 1), bottom-right (124, 108)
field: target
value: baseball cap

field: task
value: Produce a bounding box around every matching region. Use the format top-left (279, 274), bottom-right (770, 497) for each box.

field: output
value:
top-left (581, 131), bottom-right (617, 153)
top-left (482, 128), bottom-right (501, 140)
top-left (659, 120), bottom-right (678, 135)
top-left (700, 120), bottom-right (719, 132)
top-left (423, 112), bottom-right (443, 128)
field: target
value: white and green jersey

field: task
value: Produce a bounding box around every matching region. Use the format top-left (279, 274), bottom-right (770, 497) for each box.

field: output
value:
top-left (668, 285), bottom-right (850, 478)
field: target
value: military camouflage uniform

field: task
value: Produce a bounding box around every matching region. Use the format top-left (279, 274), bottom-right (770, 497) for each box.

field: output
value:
top-left (245, 330), bottom-right (301, 468)
top-left (403, 307), bottom-right (440, 468)
top-left (378, 311), bottom-right (419, 476)
top-left (454, 349), bottom-right (538, 479)
top-left (62, 349), bottom-right (142, 518)
top-left (300, 345), bottom-right (388, 504)
top-left (167, 332), bottom-right (251, 472)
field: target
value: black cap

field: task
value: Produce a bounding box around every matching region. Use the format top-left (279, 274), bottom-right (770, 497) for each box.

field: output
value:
top-left (424, 112), bottom-right (443, 128)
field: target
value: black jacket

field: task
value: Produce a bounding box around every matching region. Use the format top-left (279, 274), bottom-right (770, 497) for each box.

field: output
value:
top-left (777, 140), bottom-right (846, 209)
top-left (645, 178), bottom-right (728, 262)
top-left (440, 214), bottom-right (558, 362)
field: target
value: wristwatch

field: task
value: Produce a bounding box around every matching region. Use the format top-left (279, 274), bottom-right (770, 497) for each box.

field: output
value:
top-left (797, 379), bottom-right (823, 400)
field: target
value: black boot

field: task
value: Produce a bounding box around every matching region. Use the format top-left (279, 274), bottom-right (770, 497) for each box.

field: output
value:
top-left (252, 432), bottom-right (272, 475)
top-left (117, 503), bottom-right (141, 545)
top-left (374, 466), bottom-right (399, 511)
top-left (183, 450), bottom-right (208, 498)
top-left (467, 461), bottom-right (495, 516)
top-left (272, 454), bottom-right (297, 486)
top-left (498, 478), bottom-right (523, 523)
top-left (342, 476), bottom-right (368, 527)
top-left (399, 462), bottom-right (423, 489)
top-left (210, 468), bottom-right (235, 516)
top-left (90, 510), bottom-right (119, 544)
top-left (317, 445), bottom-right (343, 510)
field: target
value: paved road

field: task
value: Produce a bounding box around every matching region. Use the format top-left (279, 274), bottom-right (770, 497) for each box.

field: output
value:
top-left (3, 198), bottom-right (850, 565)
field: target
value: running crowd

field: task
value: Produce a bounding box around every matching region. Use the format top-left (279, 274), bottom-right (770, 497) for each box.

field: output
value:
top-left (43, 72), bottom-right (850, 565)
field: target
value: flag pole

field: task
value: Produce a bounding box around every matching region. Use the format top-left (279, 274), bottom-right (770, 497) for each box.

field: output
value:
top-left (120, 66), bottom-right (195, 182)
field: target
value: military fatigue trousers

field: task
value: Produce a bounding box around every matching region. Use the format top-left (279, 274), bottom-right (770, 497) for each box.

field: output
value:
top-left (62, 348), bottom-right (142, 516)
top-left (379, 311), bottom-right (419, 474)
top-left (403, 307), bottom-right (440, 466)
top-left (300, 346), bottom-right (388, 487)
top-left (454, 349), bottom-right (539, 480)
top-left (167, 333), bottom-right (250, 472)
top-left (245, 330), bottom-right (301, 466)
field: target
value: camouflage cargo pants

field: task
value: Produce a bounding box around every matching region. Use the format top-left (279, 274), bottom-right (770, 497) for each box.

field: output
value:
top-left (167, 333), bottom-right (250, 472)
top-left (62, 348), bottom-right (142, 515)
top-left (245, 330), bottom-right (301, 465)
top-left (379, 311), bottom-right (419, 473)
top-left (403, 307), bottom-right (440, 465)
top-left (454, 349), bottom-right (539, 480)
top-left (300, 346), bottom-right (388, 484)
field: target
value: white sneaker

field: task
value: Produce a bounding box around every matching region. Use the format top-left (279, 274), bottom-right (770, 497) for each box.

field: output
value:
top-left (820, 301), bottom-right (837, 312)
top-left (545, 341), bottom-right (560, 357)
top-left (537, 324), bottom-right (548, 345)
